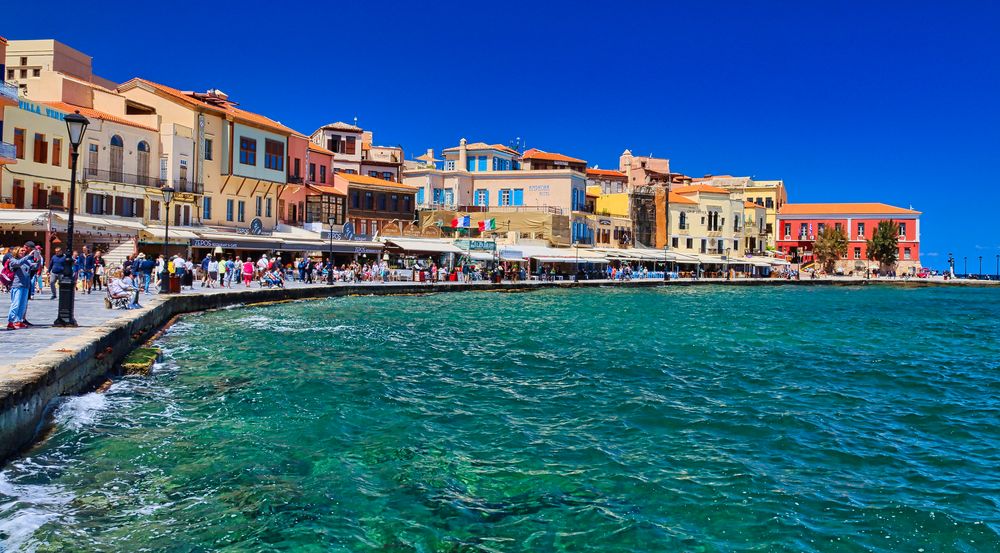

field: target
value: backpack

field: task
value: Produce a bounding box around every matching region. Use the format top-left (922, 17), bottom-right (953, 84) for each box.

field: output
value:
top-left (0, 259), bottom-right (13, 288)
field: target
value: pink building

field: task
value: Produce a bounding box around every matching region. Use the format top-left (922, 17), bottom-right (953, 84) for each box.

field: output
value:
top-left (280, 134), bottom-right (344, 227)
top-left (776, 203), bottom-right (922, 274)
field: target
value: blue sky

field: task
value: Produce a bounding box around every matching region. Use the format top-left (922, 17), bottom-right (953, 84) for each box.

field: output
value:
top-left (6, 1), bottom-right (999, 271)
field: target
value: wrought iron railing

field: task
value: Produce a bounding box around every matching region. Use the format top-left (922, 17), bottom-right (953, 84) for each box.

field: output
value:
top-left (84, 168), bottom-right (164, 187)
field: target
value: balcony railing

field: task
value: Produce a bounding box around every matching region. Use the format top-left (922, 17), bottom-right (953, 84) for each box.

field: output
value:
top-left (0, 81), bottom-right (18, 104)
top-left (84, 168), bottom-right (164, 187)
top-left (460, 205), bottom-right (564, 215)
top-left (173, 179), bottom-right (204, 194)
top-left (0, 141), bottom-right (15, 161)
top-left (288, 175), bottom-right (304, 184)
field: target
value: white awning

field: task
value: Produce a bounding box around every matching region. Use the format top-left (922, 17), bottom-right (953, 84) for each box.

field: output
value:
top-left (384, 238), bottom-right (463, 253)
top-left (0, 209), bottom-right (48, 226)
top-left (768, 258), bottom-right (792, 266)
top-left (140, 227), bottom-right (202, 240)
top-left (50, 212), bottom-right (146, 232)
top-left (465, 252), bottom-right (494, 261)
top-left (534, 256), bottom-right (608, 264)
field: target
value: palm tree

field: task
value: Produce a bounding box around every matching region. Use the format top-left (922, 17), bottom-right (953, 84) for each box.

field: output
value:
top-left (866, 220), bottom-right (900, 273)
top-left (813, 226), bottom-right (848, 272)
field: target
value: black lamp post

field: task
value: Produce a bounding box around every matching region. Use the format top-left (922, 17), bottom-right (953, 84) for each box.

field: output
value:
top-left (53, 111), bottom-right (89, 327)
top-left (159, 185), bottom-right (175, 293)
top-left (328, 216), bottom-right (335, 284)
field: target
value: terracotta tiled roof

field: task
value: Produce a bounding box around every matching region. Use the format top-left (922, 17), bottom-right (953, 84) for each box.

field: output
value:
top-left (0, 37), bottom-right (7, 46)
top-left (307, 183), bottom-right (347, 196)
top-left (321, 121), bottom-right (363, 132)
top-left (337, 172), bottom-right (418, 191)
top-left (118, 78), bottom-right (295, 135)
top-left (43, 102), bottom-right (159, 133)
top-left (586, 168), bottom-right (627, 178)
top-left (671, 184), bottom-right (730, 195)
top-left (307, 142), bottom-right (335, 156)
top-left (668, 192), bottom-right (698, 205)
top-left (744, 201), bottom-right (760, 208)
top-left (779, 203), bottom-right (921, 216)
top-left (521, 148), bottom-right (586, 164)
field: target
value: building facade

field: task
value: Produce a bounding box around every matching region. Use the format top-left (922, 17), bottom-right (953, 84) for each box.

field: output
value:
top-left (775, 203), bottom-right (922, 273)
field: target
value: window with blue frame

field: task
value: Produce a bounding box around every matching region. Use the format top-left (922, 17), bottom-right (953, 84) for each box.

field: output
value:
top-left (500, 189), bottom-right (511, 206)
top-left (226, 199), bottom-right (233, 222)
top-left (474, 189), bottom-right (488, 206)
top-left (477, 156), bottom-right (487, 171)
top-left (512, 189), bottom-right (524, 206)
top-left (492, 157), bottom-right (499, 171)
top-left (203, 197), bottom-right (212, 220)
top-left (433, 188), bottom-right (443, 204)
top-left (417, 188), bottom-right (425, 204)
top-left (467, 158), bottom-right (475, 172)
top-left (444, 189), bottom-right (454, 205)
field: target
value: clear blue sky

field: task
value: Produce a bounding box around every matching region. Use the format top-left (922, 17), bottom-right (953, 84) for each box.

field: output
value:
top-left (7, 1), bottom-right (999, 271)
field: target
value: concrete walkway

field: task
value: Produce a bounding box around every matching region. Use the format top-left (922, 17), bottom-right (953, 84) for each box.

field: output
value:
top-left (0, 274), bottom-right (989, 368)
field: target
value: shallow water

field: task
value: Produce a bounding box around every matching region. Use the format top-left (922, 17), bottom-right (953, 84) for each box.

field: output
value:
top-left (1, 286), bottom-right (999, 552)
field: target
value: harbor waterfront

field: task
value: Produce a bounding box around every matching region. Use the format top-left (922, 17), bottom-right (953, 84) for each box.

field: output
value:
top-left (1, 286), bottom-right (998, 551)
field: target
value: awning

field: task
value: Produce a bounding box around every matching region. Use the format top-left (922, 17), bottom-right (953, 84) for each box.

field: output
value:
top-left (141, 227), bottom-right (202, 240)
top-left (306, 183), bottom-right (346, 195)
top-left (384, 238), bottom-right (463, 253)
top-left (0, 209), bottom-right (49, 226)
top-left (464, 252), bottom-right (494, 261)
top-left (534, 256), bottom-right (607, 264)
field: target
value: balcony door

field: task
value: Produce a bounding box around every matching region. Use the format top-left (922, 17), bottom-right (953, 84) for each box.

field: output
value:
top-left (110, 135), bottom-right (124, 182)
top-left (137, 141), bottom-right (150, 185)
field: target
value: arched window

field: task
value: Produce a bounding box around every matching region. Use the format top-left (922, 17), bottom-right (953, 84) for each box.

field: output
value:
top-left (137, 141), bottom-right (150, 183)
top-left (679, 211), bottom-right (687, 230)
top-left (110, 135), bottom-right (124, 182)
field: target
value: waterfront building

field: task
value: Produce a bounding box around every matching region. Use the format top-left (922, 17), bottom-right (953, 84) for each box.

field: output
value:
top-left (666, 184), bottom-right (747, 258)
top-left (340, 172), bottom-right (417, 239)
top-left (403, 139), bottom-right (590, 247)
top-left (280, 135), bottom-right (344, 229)
top-left (775, 202), bottom-right (922, 274)
top-left (743, 201), bottom-right (768, 254)
top-left (692, 175), bottom-right (787, 248)
top-left (311, 121), bottom-right (363, 175)
top-left (360, 131), bottom-right (403, 183)
top-left (4, 39), bottom-right (117, 97)
top-left (117, 79), bottom-right (294, 234)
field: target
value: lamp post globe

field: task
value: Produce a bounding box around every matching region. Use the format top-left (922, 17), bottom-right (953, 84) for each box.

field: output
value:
top-left (159, 185), bottom-right (175, 293)
top-left (53, 111), bottom-right (90, 327)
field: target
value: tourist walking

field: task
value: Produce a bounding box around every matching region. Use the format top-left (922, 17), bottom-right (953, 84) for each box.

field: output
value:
top-left (6, 241), bottom-right (41, 330)
top-left (201, 254), bottom-right (212, 287)
top-left (207, 257), bottom-right (219, 288)
top-left (94, 251), bottom-right (107, 292)
top-left (48, 248), bottom-right (66, 299)
top-left (242, 257), bottom-right (254, 287)
top-left (81, 247), bottom-right (95, 294)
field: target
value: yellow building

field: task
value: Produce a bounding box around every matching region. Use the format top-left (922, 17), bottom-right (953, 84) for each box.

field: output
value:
top-left (665, 184), bottom-right (746, 257)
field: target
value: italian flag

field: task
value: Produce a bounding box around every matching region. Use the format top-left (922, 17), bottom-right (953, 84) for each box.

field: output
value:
top-left (479, 218), bottom-right (496, 231)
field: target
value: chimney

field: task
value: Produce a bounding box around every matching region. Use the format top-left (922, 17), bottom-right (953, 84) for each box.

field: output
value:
top-left (458, 138), bottom-right (468, 172)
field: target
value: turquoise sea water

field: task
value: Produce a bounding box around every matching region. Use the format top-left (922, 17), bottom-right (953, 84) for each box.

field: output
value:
top-left (1, 286), bottom-right (999, 552)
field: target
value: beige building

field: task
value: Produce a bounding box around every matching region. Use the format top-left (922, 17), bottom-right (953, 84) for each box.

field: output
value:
top-left (5, 39), bottom-right (117, 98)
top-left (663, 184), bottom-right (747, 258)
top-left (403, 139), bottom-right (591, 246)
top-left (360, 130), bottom-right (403, 183)
top-left (312, 121), bottom-right (363, 175)
top-left (692, 175), bottom-right (787, 248)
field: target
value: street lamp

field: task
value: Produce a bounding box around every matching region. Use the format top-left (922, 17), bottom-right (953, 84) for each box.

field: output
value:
top-left (53, 111), bottom-right (90, 327)
top-left (159, 185), bottom-right (175, 293)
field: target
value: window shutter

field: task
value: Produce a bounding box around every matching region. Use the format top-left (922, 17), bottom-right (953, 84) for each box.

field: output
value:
top-left (136, 199), bottom-right (145, 218)
top-left (103, 195), bottom-right (112, 215)
top-left (115, 196), bottom-right (124, 216)
top-left (85, 193), bottom-right (95, 214)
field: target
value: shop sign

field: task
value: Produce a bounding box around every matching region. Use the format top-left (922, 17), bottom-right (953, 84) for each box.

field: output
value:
top-left (455, 239), bottom-right (495, 251)
top-left (192, 239), bottom-right (239, 249)
top-left (236, 218), bottom-right (268, 236)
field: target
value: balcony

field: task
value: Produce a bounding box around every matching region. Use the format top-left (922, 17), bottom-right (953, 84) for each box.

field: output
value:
top-left (173, 179), bottom-right (204, 195)
top-left (288, 175), bottom-right (304, 185)
top-left (0, 141), bottom-right (15, 164)
top-left (84, 168), bottom-right (164, 188)
top-left (459, 205), bottom-right (564, 215)
top-left (0, 81), bottom-right (18, 106)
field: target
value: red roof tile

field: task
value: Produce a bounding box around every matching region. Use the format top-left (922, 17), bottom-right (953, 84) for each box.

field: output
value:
top-left (43, 102), bottom-right (159, 133)
top-left (521, 148), bottom-right (586, 164)
top-left (779, 203), bottom-right (921, 216)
